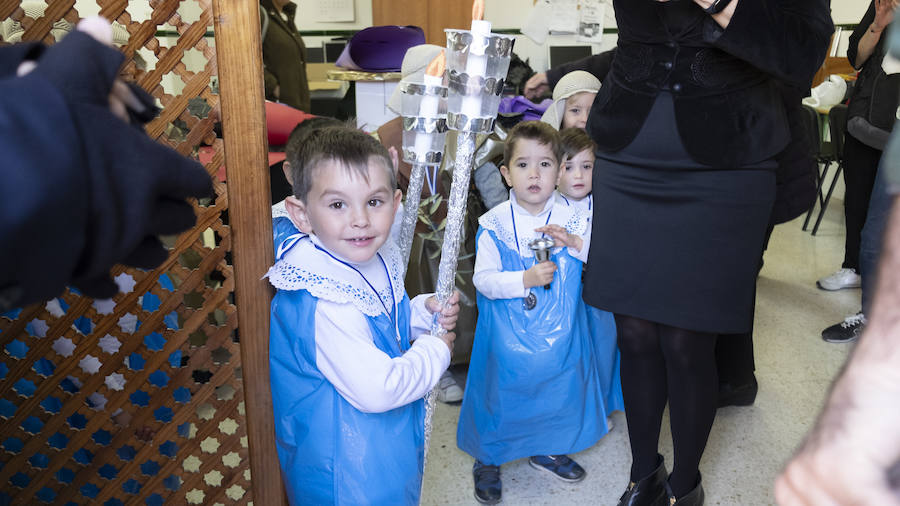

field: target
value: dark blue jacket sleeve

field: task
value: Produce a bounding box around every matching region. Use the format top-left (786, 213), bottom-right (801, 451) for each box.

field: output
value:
top-left (704, 0), bottom-right (834, 89)
top-left (0, 69), bottom-right (89, 310)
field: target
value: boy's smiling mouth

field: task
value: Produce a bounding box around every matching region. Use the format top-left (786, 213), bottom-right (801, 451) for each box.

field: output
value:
top-left (346, 236), bottom-right (375, 246)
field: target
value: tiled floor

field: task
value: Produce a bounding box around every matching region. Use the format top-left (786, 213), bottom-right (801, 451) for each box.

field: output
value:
top-left (421, 193), bottom-right (860, 505)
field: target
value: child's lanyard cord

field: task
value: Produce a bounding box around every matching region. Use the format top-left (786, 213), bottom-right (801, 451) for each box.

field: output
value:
top-left (509, 204), bottom-right (552, 271)
top-left (560, 194), bottom-right (592, 210)
top-left (425, 166), bottom-right (438, 197)
top-left (309, 239), bottom-right (403, 347)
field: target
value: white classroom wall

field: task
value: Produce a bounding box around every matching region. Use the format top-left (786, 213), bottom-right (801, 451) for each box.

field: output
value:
top-left (67, 0), bottom-right (875, 88)
top-left (294, 0), bottom-right (872, 73)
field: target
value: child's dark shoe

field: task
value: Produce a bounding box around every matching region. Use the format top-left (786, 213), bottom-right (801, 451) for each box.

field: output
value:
top-left (473, 461), bottom-right (502, 504)
top-left (528, 454), bottom-right (586, 482)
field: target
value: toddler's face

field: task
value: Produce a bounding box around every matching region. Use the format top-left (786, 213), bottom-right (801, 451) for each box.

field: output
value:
top-left (291, 158), bottom-right (400, 263)
top-left (501, 139), bottom-right (560, 215)
top-left (561, 91), bottom-right (596, 130)
top-left (557, 148), bottom-right (594, 200)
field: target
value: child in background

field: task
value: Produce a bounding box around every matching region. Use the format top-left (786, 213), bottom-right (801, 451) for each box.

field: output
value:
top-left (540, 70), bottom-right (601, 130)
top-left (556, 128), bottom-right (625, 426)
top-left (457, 121), bottom-right (608, 505)
top-left (267, 126), bottom-right (461, 505)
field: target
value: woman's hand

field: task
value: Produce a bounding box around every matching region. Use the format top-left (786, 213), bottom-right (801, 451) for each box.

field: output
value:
top-left (692, 0), bottom-right (738, 28)
top-left (873, 0), bottom-right (900, 33)
top-left (523, 72), bottom-right (550, 100)
top-left (535, 224), bottom-right (583, 252)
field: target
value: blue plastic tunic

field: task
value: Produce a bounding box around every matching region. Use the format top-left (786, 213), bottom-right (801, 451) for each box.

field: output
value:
top-left (457, 226), bottom-right (608, 466)
top-left (557, 194), bottom-right (624, 415)
top-left (587, 307), bottom-right (624, 414)
top-left (269, 257), bottom-right (424, 505)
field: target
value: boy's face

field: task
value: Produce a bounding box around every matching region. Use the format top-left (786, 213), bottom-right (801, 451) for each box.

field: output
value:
top-left (561, 91), bottom-right (596, 130)
top-left (500, 139), bottom-right (560, 215)
top-left (287, 158), bottom-right (401, 263)
top-left (557, 148), bottom-right (594, 200)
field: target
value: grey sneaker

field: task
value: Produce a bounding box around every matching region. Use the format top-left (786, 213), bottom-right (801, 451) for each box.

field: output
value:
top-left (435, 371), bottom-right (463, 404)
top-left (816, 268), bottom-right (861, 291)
top-left (822, 312), bottom-right (866, 343)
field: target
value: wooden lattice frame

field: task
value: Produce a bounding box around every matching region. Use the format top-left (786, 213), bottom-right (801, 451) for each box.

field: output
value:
top-left (0, 1), bottom-right (281, 504)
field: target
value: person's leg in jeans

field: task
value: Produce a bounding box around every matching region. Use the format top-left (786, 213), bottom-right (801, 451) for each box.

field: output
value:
top-left (860, 160), bottom-right (894, 315)
top-left (823, 156), bottom-right (892, 343)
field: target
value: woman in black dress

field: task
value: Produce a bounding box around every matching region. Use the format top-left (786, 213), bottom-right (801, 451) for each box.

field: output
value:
top-left (583, 1), bottom-right (833, 504)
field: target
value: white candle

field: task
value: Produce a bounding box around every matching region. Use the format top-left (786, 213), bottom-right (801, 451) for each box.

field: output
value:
top-left (462, 20), bottom-right (492, 119)
top-left (414, 74), bottom-right (444, 157)
top-left (419, 74), bottom-right (443, 118)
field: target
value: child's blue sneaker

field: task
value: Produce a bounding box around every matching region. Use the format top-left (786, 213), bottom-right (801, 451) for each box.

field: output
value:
top-left (473, 461), bottom-right (502, 504)
top-left (529, 454), bottom-right (586, 483)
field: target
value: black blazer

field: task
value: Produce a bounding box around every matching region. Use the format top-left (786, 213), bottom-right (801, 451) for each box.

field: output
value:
top-left (587, 0), bottom-right (833, 167)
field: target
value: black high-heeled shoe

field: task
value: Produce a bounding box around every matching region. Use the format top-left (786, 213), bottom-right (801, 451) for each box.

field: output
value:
top-left (618, 454), bottom-right (669, 506)
top-left (666, 473), bottom-right (705, 506)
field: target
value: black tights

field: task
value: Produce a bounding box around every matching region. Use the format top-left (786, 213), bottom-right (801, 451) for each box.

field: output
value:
top-left (615, 314), bottom-right (718, 498)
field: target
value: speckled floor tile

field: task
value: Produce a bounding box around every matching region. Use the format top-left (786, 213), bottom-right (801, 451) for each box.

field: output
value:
top-left (422, 198), bottom-right (856, 506)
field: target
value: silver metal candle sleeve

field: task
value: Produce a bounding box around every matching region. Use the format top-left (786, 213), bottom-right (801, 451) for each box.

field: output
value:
top-left (422, 27), bottom-right (515, 468)
top-left (429, 28), bottom-right (515, 337)
top-left (529, 237), bottom-right (555, 289)
top-left (398, 82), bottom-right (449, 278)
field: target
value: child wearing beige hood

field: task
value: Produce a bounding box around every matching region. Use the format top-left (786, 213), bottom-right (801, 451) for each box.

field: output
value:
top-left (540, 70), bottom-right (601, 130)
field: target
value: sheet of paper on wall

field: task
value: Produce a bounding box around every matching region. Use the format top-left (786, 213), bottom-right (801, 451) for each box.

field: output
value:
top-left (311, 0), bottom-right (355, 23)
top-left (549, 0), bottom-right (579, 34)
top-left (577, 0), bottom-right (605, 44)
top-left (883, 53), bottom-right (900, 75)
top-left (522, 0), bottom-right (553, 45)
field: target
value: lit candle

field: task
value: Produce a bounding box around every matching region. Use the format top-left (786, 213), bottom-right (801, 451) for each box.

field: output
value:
top-left (462, 0), bottom-right (491, 119)
top-left (414, 52), bottom-right (446, 156)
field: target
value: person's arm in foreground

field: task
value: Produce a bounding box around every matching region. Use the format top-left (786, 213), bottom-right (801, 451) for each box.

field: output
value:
top-left (775, 195), bottom-right (900, 505)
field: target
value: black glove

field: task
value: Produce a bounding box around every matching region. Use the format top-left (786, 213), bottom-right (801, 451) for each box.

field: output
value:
top-left (27, 31), bottom-right (213, 300)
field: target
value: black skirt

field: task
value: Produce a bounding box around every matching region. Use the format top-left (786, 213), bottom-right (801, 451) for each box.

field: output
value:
top-left (584, 94), bottom-right (776, 334)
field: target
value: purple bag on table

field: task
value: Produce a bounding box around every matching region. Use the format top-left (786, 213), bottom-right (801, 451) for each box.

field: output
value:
top-left (336, 25), bottom-right (426, 72)
top-left (498, 96), bottom-right (552, 122)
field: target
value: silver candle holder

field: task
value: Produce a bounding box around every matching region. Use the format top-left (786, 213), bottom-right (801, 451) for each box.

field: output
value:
top-left (430, 27), bottom-right (515, 335)
top-left (397, 79), bottom-right (449, 277)
top-left (422, 26), bottom-right (514, 469)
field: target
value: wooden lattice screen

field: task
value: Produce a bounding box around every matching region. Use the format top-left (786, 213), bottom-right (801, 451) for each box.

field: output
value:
top-left (0, 1), bottom-right (283, 504)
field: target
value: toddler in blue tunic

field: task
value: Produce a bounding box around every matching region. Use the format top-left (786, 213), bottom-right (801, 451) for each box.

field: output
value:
top-left (267, 127), bottom-right (460, 505)
top-left (555, 128), bottom-right (625, 420)
top-left (457, 122), bottom-right (608, 504)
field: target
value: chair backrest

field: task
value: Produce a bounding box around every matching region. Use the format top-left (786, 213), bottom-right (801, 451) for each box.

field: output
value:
top-left (828, 103), bottom-right (849, 159)
top-left (800, 104), bottom-right (823, 159)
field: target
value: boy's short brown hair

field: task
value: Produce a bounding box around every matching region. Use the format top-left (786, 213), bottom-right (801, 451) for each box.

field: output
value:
top-left (288, 126), bottom-right (395, 201)
top-left (558, 127), bottom-right (597, 161)
top-left (503, 121), bottom-right (563, 167)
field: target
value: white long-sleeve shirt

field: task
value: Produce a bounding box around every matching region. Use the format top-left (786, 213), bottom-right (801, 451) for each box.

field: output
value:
top-left (314, 294), bottom-right (449, 413)
top-left (268, 234), bottom-right (450, 414)
top-left (473, 191), bottom-right (590, 300)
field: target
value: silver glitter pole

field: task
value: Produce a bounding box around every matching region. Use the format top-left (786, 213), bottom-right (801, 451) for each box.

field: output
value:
top-left (398, 162), bottom-right (427, 279)
top-left (429, 132), bottom-right (476, 337)
top-left (421, 24), bottom-right (514, 478)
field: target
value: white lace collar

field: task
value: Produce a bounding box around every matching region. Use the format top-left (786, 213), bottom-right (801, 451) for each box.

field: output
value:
top-left (265, 235), bottom-right (406, 317)
top-left (478, 197), bottom-right (589, 256)
top-left (272, 200), bottom-right (289, 220)
top-left (556, 192), bottom-right (592, 211)
top-left (272, 199), bottom-right (307, 231)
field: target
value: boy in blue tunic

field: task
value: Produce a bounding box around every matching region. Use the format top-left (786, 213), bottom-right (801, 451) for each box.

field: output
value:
top-left (267, 127), bottom-right (460, 505)
top-left (555, 128), bottom-right (625, 424)
top-left (457, 122), bottom-right (608, 504)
